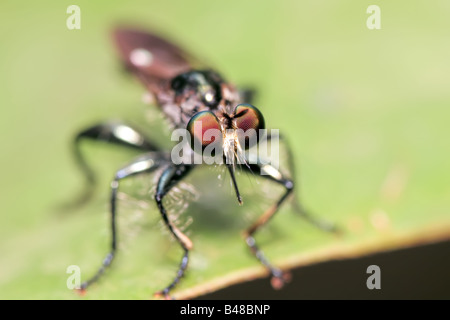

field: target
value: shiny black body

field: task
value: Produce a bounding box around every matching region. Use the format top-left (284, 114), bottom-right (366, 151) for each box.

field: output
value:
top-left (171, 70), bottom-right (224, 109)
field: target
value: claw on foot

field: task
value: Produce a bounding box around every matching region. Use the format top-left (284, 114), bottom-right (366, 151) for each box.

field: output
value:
top-left (154, 290), bottom-right (174, 300)
top-left (270, 271), bottom-right (292, 290)
top-left (75, 287), bottom-right (87, 296)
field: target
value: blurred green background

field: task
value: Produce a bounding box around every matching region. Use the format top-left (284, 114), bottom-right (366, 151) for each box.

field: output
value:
top-left (0, 0), bottom-right (449, 299)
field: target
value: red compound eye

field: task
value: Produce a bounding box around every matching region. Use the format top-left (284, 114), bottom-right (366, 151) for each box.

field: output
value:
top-left (187, 111), bottom-right (223, 152)
top-left (233, 103), bottom-right (265, 149)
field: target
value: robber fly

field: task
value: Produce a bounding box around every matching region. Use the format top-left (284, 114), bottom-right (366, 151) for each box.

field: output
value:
top-left (73, 28), bottom-right (337, 299)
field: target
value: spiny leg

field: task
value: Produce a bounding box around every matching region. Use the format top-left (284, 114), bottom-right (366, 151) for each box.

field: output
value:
top-left (79, 152), bottom-right (168, 292)
top-left (242, 161), bottom-right (294, 289)
top-left (264, 131), bottom-right (339, 233)
top-left (153, 164), bottom-right (194, 299)
top-left (69, 121), bottom-right (160, 207)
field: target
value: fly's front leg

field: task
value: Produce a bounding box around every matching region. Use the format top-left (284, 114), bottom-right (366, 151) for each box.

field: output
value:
top-left (153, 164), bottom-right (194, 299)
top-left (69, 121), bottom-right (160, 207)
top-left (79, 152), bottom-right (168, 292)
top-left (242, 161), bottom-right (294, 289)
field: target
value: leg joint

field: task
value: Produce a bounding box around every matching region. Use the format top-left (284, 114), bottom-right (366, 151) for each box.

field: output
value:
top-left (283, 179), bottom-right (294, 191)
top-left (154, 193), bottom-right (162, 204)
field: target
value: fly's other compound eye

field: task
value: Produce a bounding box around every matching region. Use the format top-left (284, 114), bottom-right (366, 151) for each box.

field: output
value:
top-left (233, 103), bottom-right (265, 149)
top-left (187, 111), bottom-right (223, 153)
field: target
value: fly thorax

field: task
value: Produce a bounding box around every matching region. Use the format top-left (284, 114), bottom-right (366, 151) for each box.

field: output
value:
top-left (171, 70), bottom-right (223, 109)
